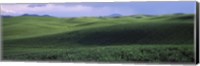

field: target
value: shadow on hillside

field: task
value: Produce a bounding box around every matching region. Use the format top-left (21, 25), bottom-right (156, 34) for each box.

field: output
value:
top-left (66, 27), bottom-right (193, 45)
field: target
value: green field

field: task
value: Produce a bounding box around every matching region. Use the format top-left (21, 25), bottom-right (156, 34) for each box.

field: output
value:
top-left (2, 14), bottom-right (195, 63)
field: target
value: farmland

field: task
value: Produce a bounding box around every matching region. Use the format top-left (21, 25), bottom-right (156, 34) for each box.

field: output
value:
top-left (2, 14), bottom-right (195, 63)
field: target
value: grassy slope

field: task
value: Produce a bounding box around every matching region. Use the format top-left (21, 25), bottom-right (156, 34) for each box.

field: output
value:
top-left (2, 14), bottom-right (195, 62)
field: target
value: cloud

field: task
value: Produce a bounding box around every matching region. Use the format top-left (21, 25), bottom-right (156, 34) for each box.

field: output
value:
top-left (0, 4), bottom-right (135, 17)
top-left (28, 4), bottom-right (47, 8)
top-left (1, 4), bottom-right (34, 15)
top-left (1, 7), bottom-right (16, 14)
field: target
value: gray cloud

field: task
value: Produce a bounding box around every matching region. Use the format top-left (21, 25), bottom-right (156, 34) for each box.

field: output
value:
top-left (28, 4), bottom-right (47, 8)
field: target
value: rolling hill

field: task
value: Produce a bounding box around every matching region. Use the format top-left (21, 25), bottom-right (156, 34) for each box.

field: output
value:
top-left (2, 14), bottom-right (195, 62)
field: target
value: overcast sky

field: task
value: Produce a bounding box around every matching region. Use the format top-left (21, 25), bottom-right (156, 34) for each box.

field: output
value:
top-left (0, 2), bottom-right (196, 17)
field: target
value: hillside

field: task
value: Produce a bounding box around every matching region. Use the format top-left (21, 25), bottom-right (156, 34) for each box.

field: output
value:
top-left (3, 14), bottom-right (194, 44)
top-left (2, 14), bottom-right (195, 62)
